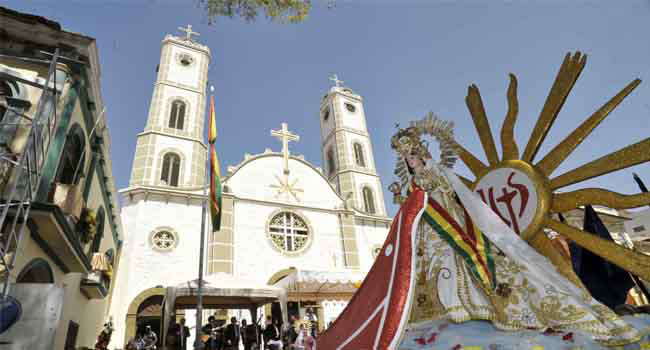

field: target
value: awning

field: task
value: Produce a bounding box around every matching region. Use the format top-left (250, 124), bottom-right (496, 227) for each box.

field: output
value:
top-left (162, 273), bottom-right (288, 346)
top-left (166, 273), bottom-right (287, 309)
top-left (273, 269), bottom-right (366, 294)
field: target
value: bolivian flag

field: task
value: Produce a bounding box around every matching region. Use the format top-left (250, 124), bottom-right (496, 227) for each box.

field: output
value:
top-left (208, 95), bottom-right (222, 231)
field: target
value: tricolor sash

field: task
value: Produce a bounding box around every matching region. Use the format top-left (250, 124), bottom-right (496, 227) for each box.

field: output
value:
top-left (414, 183), bottom-right (497, 290)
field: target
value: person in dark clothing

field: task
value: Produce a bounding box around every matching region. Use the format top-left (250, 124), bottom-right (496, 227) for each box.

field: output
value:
top-left (224, 316), bottom-right (241, 350)
top-left (263, 317), bottom-right (281, 350)
top-left (241, 319), bottom-right (258, 350)
top-left (176, 318), bottom-right (190, 350)
top-left (287, 315), bottom-right (299, 347)
top-left (202, 316), bottom-right (221, 350)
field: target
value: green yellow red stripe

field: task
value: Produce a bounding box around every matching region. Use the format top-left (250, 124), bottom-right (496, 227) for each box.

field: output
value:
top-left (423, 197), bottom-right (496, 289)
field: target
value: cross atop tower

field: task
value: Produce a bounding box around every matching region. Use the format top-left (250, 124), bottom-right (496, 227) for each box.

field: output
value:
top-left (329, 73), bottom-right (344, 87)
top-left (178, 24), bottom-right (200, 41)
top-left (271, 122), bottom-right (300, 175)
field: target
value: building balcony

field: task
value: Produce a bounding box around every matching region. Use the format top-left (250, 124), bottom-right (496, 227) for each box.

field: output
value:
top-left (29, 201), bottom-right (91, 274)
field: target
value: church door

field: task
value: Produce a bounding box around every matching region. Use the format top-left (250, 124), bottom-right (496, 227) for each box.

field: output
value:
top-left (136, 295), bottom-right (163, 346)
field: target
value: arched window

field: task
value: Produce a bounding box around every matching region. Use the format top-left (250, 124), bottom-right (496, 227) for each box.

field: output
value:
top-left (168, 100), bottom-right (185, 130)
top-left (327, 148), bottom-right (336, 176)
top-left (16, 258), bottom-right (54, 283)
top-left (160, 153), bottom-right (181, 187)
top-left (353, 143), bottom-right (365, 167)
top-left (89, 206), bottom-right (105, 255)
top-left (55, 124), bottom-right (86, 185)
top-left (362, 187), bottom-right (376, 214)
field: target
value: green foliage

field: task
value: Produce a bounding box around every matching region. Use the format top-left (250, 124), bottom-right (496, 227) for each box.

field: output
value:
top-left (199, 0), bottom-right (312, 24)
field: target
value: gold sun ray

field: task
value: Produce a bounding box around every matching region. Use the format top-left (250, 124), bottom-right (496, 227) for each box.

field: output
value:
top-left (466, 84), bottom-right (499, 166)
top-left (536, 79), bottom-right (641, 176)
top-left (500, 74), bottom-right (519, 160)
top-left (522, 52), bottom-right (587, 162)
top-left (456, 51), bottom-right (650, 290)
top-left (545, 218), bottom-right (650, 281)
top-left (456, 143), bottom-right (488, 178)
top-left (549, 138), bottom-right (650, 190)
top-left (552, 188), bottom-right (650, 212)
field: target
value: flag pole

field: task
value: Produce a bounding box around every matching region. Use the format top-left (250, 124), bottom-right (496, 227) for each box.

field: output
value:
top-left (194, 98), bottom-right (211, 350)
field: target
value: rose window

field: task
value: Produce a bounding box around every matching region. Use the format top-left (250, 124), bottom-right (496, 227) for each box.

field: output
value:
top-left (151, 231), bottom-right (177, 251)
top-left (268, 212), bottom-right (311, 254)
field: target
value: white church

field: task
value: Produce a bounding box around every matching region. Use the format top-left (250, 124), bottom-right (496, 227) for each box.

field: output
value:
top-left (109, 26), bottom-right (391, 347)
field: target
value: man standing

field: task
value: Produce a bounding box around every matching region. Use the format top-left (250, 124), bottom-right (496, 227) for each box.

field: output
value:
top-left (241, 319), bottom-right (258, 350)
top-left (287, 315), bottom-right (299, 347)
top-left (224, 316), bottom-right (241, 350)
top-left (176, 318), bottom-right (190, 350)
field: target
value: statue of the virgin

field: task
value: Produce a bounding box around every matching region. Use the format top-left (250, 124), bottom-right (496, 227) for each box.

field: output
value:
top-left (390, 113), bottom-right (641, 347)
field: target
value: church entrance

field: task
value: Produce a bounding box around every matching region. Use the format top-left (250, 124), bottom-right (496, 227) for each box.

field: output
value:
top-left (136, 295), bottom-right (163, 346)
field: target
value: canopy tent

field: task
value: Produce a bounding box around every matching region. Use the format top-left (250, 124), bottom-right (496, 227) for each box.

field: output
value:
top-left (162, 273), bottom-right (287, 347)
top-left (272, 269), bottom-right (366, 294)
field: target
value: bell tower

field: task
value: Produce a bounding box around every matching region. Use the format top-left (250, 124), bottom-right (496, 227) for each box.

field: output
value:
top-left (128, 24), bottom-right (210, 189)
top-left (112, 25), bottom-right (210, 347)
top-left (319, 75), bottom-right (386, 216)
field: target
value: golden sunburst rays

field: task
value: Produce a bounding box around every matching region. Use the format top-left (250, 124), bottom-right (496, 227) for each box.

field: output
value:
top-left (457, 51), bottom-right (650, 281)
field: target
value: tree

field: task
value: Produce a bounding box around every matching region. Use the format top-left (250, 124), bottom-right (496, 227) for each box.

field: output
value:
top-left (198, 0), bottom-right (314, 24)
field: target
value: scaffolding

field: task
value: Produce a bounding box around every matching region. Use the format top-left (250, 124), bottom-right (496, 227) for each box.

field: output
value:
top-left (0, 48), bottom-right (64, 300)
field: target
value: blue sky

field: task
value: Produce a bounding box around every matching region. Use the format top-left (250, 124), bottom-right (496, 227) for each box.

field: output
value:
top-left (5, 0), bottom-right (650, 216)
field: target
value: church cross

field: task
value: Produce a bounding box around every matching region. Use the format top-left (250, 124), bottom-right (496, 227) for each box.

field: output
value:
top-left (329, 73), bottom-right (344, 87)
top-left (178, 24), bottom-right (200, 41)
top-left (271, 122), bottom-right (299, 175)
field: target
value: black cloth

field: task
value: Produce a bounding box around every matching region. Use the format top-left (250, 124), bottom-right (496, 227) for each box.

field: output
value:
top-left (176, 325), bottom-right (190, 350)
top-left (569, 205), bottom-right (635, 309)
top-left (263, 324), bottom-right (281, 350)
top-left (263, 324), bottom-right (280, 343)
top-left (287, 325), bottom-right (298, 344)
top-left (224, 324), bottom-right (241, 349)
top-left (242, 324), bottom-right (258, 350)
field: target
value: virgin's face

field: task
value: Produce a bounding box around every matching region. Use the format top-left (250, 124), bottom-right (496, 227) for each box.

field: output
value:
top-left (406, 153), bottom-right (424, 170)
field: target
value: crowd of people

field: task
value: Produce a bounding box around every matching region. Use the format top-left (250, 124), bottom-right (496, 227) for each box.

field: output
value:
top-left (163, 312), bottom-right (319, 350)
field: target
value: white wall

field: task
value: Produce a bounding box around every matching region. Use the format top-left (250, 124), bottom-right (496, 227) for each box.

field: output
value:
top-left (110, 194), bottom-right (204, 347)
top-left (226, 155), bottom-right (343, 210)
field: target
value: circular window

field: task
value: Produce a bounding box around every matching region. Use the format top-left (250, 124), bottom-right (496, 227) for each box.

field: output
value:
top-left (267, 211), bottom-right (312, 255)
top-left (345, 103), bottom-right (356, 113)
top-left (150, 230), bottom-right (178, 251)
top-left (177, 53), bottom-right (195, 67)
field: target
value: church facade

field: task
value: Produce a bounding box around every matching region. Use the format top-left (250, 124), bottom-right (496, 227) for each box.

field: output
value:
top-left (109, 27), bottom-right (391, 347)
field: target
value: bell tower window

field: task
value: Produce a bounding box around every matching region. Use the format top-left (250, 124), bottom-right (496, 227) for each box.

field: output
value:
top-left (168, 100), bottom-right (185, 130)
top-left (353, 142), bottom-right (365, 167)
top-left (345, 103), bottom-right (356, 113)
top-left (161, 153), bottom-right (181, 187)
top-left (362, 186), bottom-right (376, 214)
top-left (55, 124), bottom-right (86, 185)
